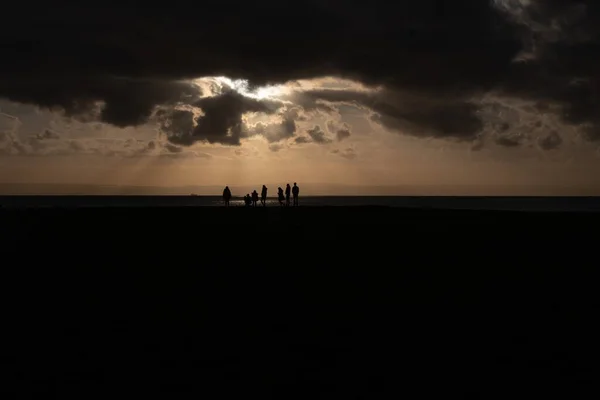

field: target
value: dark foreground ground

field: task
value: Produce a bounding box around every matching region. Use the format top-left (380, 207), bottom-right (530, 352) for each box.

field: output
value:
top-left (1, 206), bottom-right (599, 398)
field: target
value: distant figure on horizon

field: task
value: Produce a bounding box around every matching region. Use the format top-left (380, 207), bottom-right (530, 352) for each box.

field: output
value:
top-left (285, 183), bottom-right (291, 207)
top-left (277, 187), bottom-right (285, 206)
top-left (292, 182), bottom-right (299, 206)
top-left (223, 186), bottom-right (232, 207)
top-left (244, 194), bottom-right (252, 207)
top-left (261, 185), bottom-right (268, 206)
top-left (251, 190), bottom-right (259, 207)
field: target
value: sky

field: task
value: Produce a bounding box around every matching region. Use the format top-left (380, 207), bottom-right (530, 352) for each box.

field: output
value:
top-left (1, 0), bottom-right (600, 195)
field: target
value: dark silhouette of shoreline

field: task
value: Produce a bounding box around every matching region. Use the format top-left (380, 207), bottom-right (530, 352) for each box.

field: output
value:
top-left (1, 206), bottom-right (597, 398)
top-left (1, 195), bottom-right (600, 211)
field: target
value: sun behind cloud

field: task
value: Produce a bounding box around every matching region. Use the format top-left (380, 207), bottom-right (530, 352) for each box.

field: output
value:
top-left (197, 76), bottom-right (291, 100)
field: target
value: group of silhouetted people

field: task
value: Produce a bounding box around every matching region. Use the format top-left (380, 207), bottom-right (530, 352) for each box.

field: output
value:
top-left (222, 183), bottom-right (300, 207)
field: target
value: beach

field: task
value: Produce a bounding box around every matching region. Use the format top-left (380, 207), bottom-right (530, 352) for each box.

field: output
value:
top-left (1, 205), bottom-right (597, 397)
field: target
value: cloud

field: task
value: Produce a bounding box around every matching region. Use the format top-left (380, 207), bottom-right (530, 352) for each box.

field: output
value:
top-left (2, 1), bottom-right (600, 147)
top-left (470, 137), bottom-right (485, 152)
top-left (268, 143), bottom-right (285, 152)
top-left (495, 135), bottom-right (524, 148)
top-left (288, 123), bottom-right (336, 145)
top-left (0, 112), bottom-right (24, 155)
top-left (234, 147), bottom-right (260, 157)
top-left (306, 125), bottom-right (332, 144)
top-left (331, 147), bottom-right (357, 160)
top-left (163, 142), bottom-right (183, 153)
top-left (35, 129), bottom-right (60, 140)
top-left (1, 127), bottom-right (207, 159)
top-left (296, 89), bottom-right (483, 141)
top-left (1, 109), bottom-right (216, 158)
top-left (157, 88), bottom-right (286, 145)
top-left (245, 107), bottom-right (298, 143)
top-left (293, 136), bottom-right (312, 144)
top-left (326, 120), bottom-right (351, 141)
top-left (538, 131), bottom-right (563, 150)
top-left (336, 129), bottom-right (351, 141)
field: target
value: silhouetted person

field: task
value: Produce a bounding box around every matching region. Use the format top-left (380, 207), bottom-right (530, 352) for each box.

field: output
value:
top-left (223, 186), bottom-right (232, 207)
top-left (251, 190), bottom-right (259, 207)
top-left (244, 194), bottom-right (252, 207)
top-left (292, 182), bottom-right (299, 206)
top-left (261, 185), bottom-right (268, 206)
top-left (277, 187), bottom-right (285, 206)
top-left (285, 183), bottom-right (291, 207)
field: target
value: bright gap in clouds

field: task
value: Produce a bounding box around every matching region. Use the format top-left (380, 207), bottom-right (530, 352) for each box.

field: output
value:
top-left (193, 76), bottom-right (378, 101)
top-left (210, 76), bottom-right (290, 100)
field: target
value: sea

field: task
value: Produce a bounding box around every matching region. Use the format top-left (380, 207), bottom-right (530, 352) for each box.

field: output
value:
top-left (1, 196), bottom-right (599, 212)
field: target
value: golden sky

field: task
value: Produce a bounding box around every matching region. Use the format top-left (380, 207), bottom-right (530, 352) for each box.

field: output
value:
top-left (2, 76), bottom-right (600, 195)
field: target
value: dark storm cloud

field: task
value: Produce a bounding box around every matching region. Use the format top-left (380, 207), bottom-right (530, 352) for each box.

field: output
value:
top-left (1, 1), bottom-right (600, 145)
top-left (158, 89), bottom-right (284, 145)
top-left (369, 101), bottom-right (482, 141)
top-left (295, 89), bottom-right (482, 141)
top-left (492, 1), bottom-right (600, 143)
top-left (0, 76), bottom-right (201, 127)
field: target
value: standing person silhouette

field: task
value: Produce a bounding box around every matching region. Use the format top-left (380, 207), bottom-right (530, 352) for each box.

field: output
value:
top-left (277, 187), bottom-right (285, 206)
top-left (292, 182), bottom-right (300, 206)
top-left (223, 186), bottom-right (232, 207)
top-left (251, 190), bottom-right (259, 207)
top-left (285, 183), bottom-right (291, 207)
top-left (261, 185), bottom-right (268, 206)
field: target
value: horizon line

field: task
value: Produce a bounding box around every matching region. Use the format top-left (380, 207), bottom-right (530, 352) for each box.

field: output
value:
top-left (0, 182), bottom-right (592, 189)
